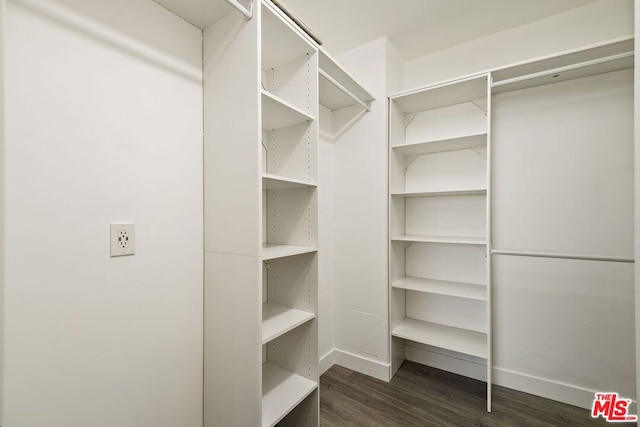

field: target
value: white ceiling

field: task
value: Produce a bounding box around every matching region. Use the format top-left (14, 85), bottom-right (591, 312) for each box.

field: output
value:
top-left (154, 0), bottom-right (600, 60)
top-left (281, 0), bottom-right (600, 60)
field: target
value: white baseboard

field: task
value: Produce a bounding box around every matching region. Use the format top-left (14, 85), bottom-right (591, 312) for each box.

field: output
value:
top-left (333, 349), bottom-right (390, 382)
top-left (320, 350), bottom-right (336, 376)
top-left (493, 367), bottom-right (598, 410)
top-left (405, 345), bottom-right (487, 382)
top-left (403, 345), bottom-right (600, 410)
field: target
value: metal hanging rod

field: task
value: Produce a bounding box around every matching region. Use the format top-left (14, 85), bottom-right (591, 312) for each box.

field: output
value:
top-left (271, 0), bottom-right (322, 45)
top-left (491, 249), bottom-right (634, 264)
top-left (225, 0), bottom-right (253, 20)
top-left (319, 69), bottom-right (371, 112)
top-left (492, 51), bottom-right (633, 88)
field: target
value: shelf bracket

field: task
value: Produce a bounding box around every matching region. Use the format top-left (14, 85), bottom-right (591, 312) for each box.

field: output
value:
top-left (319, 69), bottom-right (371, 112)
top-left (225, 0), bottom-right (253, 20)
top-left (471, 99), bottom-right (488, 113)
top-left (402, 241), bottom-right (415, 251)
top-left (471, 147), bottom-right (487, 160)
top-left (404, 112), bottom-right (418, 128)
top-left (404, 155), bottom-right (419, 171)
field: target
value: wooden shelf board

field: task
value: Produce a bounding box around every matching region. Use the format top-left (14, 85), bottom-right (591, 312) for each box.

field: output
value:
top-left (391, 189), bottom-right (486, 198)
top-left (262, 90), bottom-right (314, 130)
top-left (391, 235), bottom-right (486, 245)
top-left (392, 318), bottom-right (487, 358)
top-left (393, 133), bottom-right (487, 155)
top-left (262, 363), bottom-right (318, 427)
top-left (262, 173), bottom-right (317, 190)
top-left (392, 276), bottom-right (486, 301)
top-left (392, 75), bottom-right (488, 113)
top-left (261, 244), bottom-right (317, 261)
top-left (262, 303), bottom-right (315, 344)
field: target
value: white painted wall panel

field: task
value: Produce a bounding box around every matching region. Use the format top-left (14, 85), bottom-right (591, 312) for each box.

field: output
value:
top-left (635, 0), bottom-right (640, 412)
top-left (4, 1), bottom-right (203, 425)
top-left (318, 105), bottom-right (335, 364)
top-left (333, 39), bottom-right (390, 372)
top-left (493, 256), bottom-right (635, 399)
top-left (0, 0), bottom-right (5, 422)
top-left (405, 195), bottom-right (486, 238)
top-left (493, 70), bottom-right (633, 258)
top-left (406, 243), bottom-right (486, 285)
top-left (491, 70), bottom-right (634, 407)
top-left (405, 149), bottom-right (487, 193)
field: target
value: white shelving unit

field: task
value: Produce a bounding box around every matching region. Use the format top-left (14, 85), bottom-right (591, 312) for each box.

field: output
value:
top-left (262, 363), bottom-right (318, 427)
top-left (262, 90), bottom-right (314, 130)
top-left (392, 319), bottom-right (488, 359)
top-left (392, 189), bottom-right (486, 197)
top-left (262, 244), bottom-right (317, 261)
top-left (388, 73), bottom-right (492, 411)
top-left (262, 173), bottom-right (317, 190)
top-left (262, 302), bottom-right (316, 344)
top-left (392, 277), bottom-right (487, 301)
top-left (204, 1), bottom-right (319, 425)
top-left (391, 235), bottom-right (487, 245)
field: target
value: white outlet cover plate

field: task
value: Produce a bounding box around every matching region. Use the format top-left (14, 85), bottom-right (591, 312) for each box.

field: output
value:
top-left (110, 222), bottom-right (135, 257)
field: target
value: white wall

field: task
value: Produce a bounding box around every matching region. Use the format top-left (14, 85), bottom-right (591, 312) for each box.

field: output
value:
top-left (403, 0), bottom-right (634, 90)
top-left (635, 0), bottom-right (640, 413)
top-left (329, 38), bottom-right (402, 380)
top-left (4, 0), bottom-right (203, 425)
top-left (492, 69), bottom-right (634, 408)
top-left (319, 104), bottom-right (336, 373)
top-left (0, 0), bottom-right (5, 422)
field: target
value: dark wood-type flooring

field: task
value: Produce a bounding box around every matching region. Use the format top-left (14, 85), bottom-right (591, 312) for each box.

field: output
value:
top-left (320, 361), bottom-right (628, 426)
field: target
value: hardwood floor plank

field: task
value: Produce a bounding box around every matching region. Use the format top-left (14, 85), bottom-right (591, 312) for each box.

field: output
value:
top-left (320, 361), bottom-right (622, 426)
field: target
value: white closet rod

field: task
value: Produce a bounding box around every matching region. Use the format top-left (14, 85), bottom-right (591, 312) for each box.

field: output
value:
top-left (492, 51), bottom-right (634, 88)
top-left (319, 69), bottom-right (371, 112)
top-left (491, 249), bottom-right (634, 264)
top-left (225, 0), bottom-right (253, 20)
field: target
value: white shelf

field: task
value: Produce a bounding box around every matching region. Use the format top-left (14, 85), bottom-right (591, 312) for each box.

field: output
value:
top-left (392, 276), bottom-right (486, 301)
top-left (492, 38), bottom-right (633, 94)
top-left (262, 303), bottom-right (315, 344)
top-left (391, 189), bottom-right (486, 198)
top-left (262, 244), bottom-right (317, 261)
top-left (262, 90), bottom-right (314, 130)
top-left (392, 318), bottom-right (487, 359)
top-left (393, 133), bottom-right (487, 155)
top-left (392, 75), bottom-right (488, 113)
top-left (318, 48), bottom-right (374, 111)
top-left (391, 235), bottom-right (486, 245)
top-left (261, 3), bottom-right (315, 70)
top-left (262, 363), bottom-right (318, 427)
top-left (262, 173), bottom-right (317, 190)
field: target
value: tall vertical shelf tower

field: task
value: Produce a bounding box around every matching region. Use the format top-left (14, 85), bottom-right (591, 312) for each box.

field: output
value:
top-left (204, 1), bottom-right (319, 426)
top-left (388, 74), bottom-right (492, 410)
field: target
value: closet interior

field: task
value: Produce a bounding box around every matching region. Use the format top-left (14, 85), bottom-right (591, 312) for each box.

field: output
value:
top-left (1, 0), bottom-right (635, 425)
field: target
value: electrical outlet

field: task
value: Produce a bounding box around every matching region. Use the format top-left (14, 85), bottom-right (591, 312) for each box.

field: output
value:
top-left (110, 222), bottom-right (135, 257)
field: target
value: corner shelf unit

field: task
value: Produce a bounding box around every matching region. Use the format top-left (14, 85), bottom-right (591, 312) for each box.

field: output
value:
top-left (388, 73), bottom-right (492, 411)
top-left (204, 1), bottom-right (319, 425)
